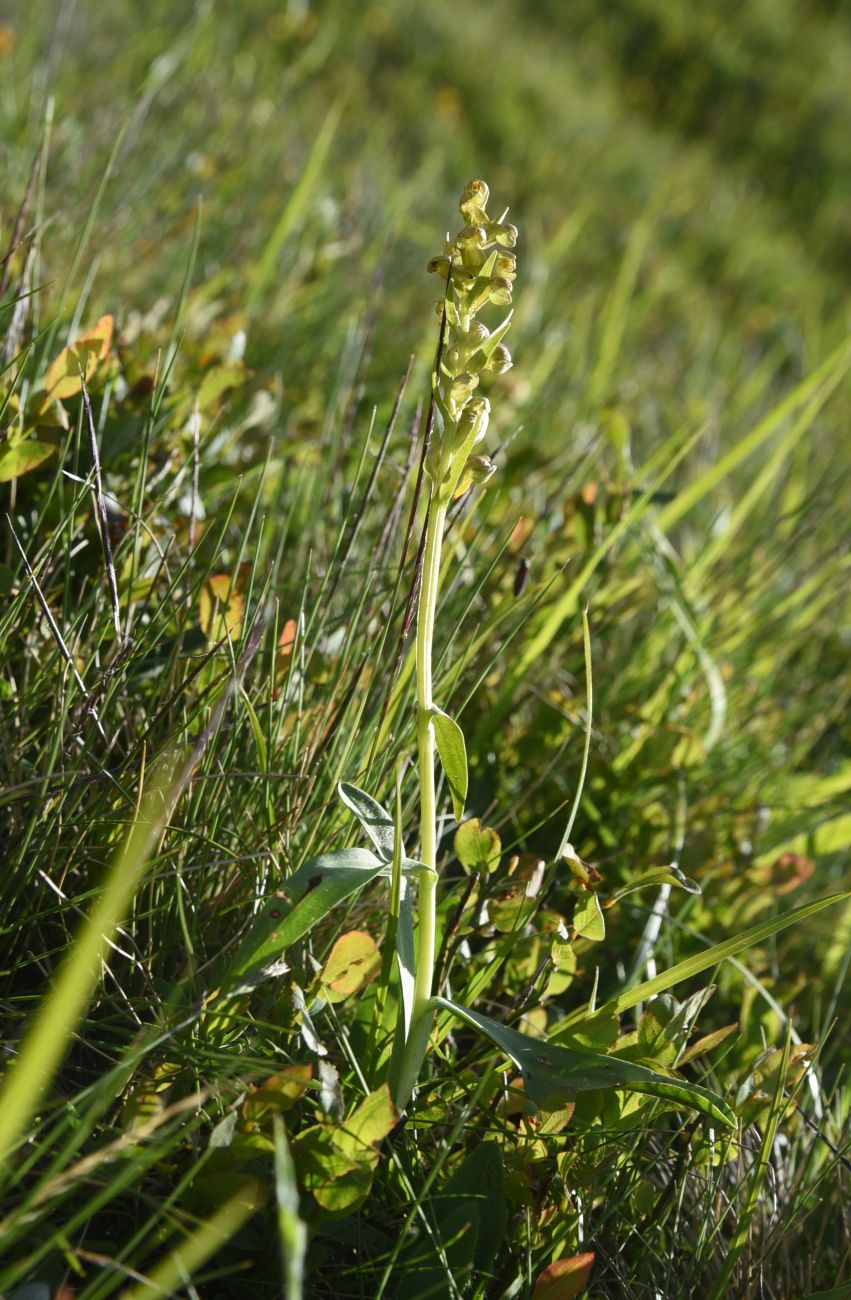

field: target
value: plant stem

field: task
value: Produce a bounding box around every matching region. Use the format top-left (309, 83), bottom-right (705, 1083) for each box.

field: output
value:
top-left (395, 496), bottom-right (447, 1105)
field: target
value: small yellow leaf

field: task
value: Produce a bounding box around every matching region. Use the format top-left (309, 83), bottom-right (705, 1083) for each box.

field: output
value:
top-left (242, 1064), bottom-right (312, 1125)
top-left (454, 817), bottom-right (501, 874)
top-left (0, 439), bottom-right (58, 482)
top-left (199, 573), bottom-right (244, 643)
top-left (338, 1084), bottom-right (399, 1154)
top-left (43, 314), bottom-right (113, 400)
top-left (320, 930), bottom-right (380, 997)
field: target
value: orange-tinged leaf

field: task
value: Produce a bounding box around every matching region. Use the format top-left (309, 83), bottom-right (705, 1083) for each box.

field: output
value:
top-left (678, 1022), bottom-right (738, 1066)
top-left (242, 1064), bottom-right (312, 1125)
top-left (320, 930), bottom-right (380, 997)
top-left (275, 617), bottom-right (297, 676)
top-left (199, 573), bottom-right (244, 643)
top-left (43, 314), bottom-right (113, 400)
top-left (532, 1252), bottom-right (595, 1300)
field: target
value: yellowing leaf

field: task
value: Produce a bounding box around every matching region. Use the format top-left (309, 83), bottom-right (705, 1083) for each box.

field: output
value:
top-left (242, 1064), bottom-right (312, 1125)
top-left (454, 818), bottom-right (501, 875)
top-left (197, 361), bottom-right (247, 412)
top-left (43, 314), bottom-right (113, 400)
top-left (199, 573), bottom-right (244, 643)
top-left (573, 892), bottom-right (605, 942)
top-left (0, 439), bottom-right (57, 482)
top-left (533, 1252), bottom-right (595, 1300)
top-left (337, 1083), bottom-right (399, 1155)
top-left (319, 930), bottom-right (380, 997)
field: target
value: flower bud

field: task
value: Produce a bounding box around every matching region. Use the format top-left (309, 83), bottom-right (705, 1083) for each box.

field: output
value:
top-left (455, 395), bottom-right (490, 447)
top-left (487, 277), bottom-right (514, 306)
top-left (464, 321), bottom-right (490, 347)
top-left (464, 453), bottom-right (496, 484)
top-left (427, 255), bottom-right (451, 279)
top-left (452, 453), bottom-right (497, 498)
top-left (448, 372), bottom-right (479, 410)
top-left (489, 222), bottom-right (518, 247)
top-left (459, 179), bottom-right (490, 224)
top-left (484, 343), bottom-right (513, 374)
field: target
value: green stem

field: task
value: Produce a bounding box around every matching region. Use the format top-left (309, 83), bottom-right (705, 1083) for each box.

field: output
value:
top-left (395, 497), bottom-right (447, 1105)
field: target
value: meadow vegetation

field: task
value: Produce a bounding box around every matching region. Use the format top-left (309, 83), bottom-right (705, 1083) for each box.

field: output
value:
top-left (0, 2), bottom-right (849, 1296)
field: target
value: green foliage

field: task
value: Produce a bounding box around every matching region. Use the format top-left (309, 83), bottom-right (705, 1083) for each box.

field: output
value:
top-left (0, 1), bottom-right (849, 1297)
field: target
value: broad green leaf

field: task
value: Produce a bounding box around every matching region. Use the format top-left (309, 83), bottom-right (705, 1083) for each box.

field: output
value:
top-left (294, 1085), bottom-right (399, 1216)
top-left (320, 930), bottom-right (381, 997)
top-left (0, 439), bottom-right (57, 482)
top-left (533, 1252), bottom-right (596, 1300)
top-left (438, 1141), bottom-right (506, 1275)
top-left (214, 848), bottom-right (386, 994)
top-left (571, 891), bottom-right (850, 1032)
top-left (454, 818), bottom-right (501, 875)
top-left (435, 997), bottom-right (736, 1127)
top-left (197, 361), bottom-right (246, 412)
top-left (573, 892), bottom-right (605, 942)
top-left (432, 707), bottom-right (468, 821)
top-left (337, 781), bottom-right (432, 883)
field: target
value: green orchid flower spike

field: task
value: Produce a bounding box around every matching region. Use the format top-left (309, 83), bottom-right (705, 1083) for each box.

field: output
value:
top-left (392, 179), bottom-right (519, 1105)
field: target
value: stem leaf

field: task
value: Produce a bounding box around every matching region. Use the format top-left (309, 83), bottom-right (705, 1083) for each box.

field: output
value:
top-left (215, 848), bottom-right (386, 993)
top-left (435, 997), bottom-right (736, 1127)
top-left (338, 781), bottom-right (395, 860)
top-left (432, 708), bottom-right (468, 822)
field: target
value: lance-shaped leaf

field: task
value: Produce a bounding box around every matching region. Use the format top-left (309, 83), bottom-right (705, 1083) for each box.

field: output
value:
top-left (432, 708), bottom-right (468, 822)
top-left (337, 780), bottom-right (433, 880)
top-left (435, 997), bottom-right (735, 1127)
top-left (606, 864), bottom-right (701, 905)
top-left (214, 849), bottom-right (386, 994)
top-left (338, 781), bottom-right (395, 860)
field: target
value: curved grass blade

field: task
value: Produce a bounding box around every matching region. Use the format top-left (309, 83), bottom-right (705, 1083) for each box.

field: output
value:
top-left (566, 890), bottom-right (850, 1034)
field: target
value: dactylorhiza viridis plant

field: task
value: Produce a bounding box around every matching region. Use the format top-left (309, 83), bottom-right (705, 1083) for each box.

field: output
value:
top-left (208, 181), bottom-right (737, 1132)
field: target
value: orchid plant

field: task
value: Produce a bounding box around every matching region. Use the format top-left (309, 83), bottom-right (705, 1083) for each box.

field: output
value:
top-left (211, 181), bottom-right (737, 1132)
